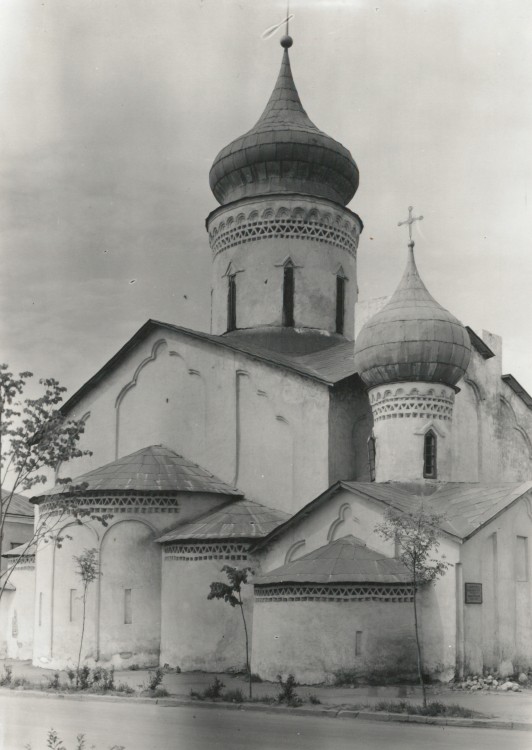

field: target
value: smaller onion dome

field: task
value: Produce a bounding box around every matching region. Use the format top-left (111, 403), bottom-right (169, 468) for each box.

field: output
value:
top-left (209, 40), bottom-right (359, 207)
top-left (354, 243), bottom-right (472, 389)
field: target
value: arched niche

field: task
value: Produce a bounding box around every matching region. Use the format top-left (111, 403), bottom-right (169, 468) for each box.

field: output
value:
top-left (97, 519), bottom-right (161, 665)
top-left (50, 521), bottom-right (100, 663)
top-left (116, 340), bottom-right (206, 463)
top-left (235, 371), bottom-right (294, 513)
top-left (452, 378), bottom-right (481, 481)
top-left (499, 397), bottom-right (532, 481)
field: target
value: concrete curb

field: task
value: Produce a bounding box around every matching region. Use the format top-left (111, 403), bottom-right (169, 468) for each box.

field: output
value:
top-left (1, 688), bottom-right (531, 731)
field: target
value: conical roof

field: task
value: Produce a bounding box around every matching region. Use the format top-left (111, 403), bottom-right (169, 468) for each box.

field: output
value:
top-left (34, 445), bottom-right (242, 498)
top-left (156, 498), bottom-right (289, 542)
top-left (253, 535), bottom-right (412, 585)
top-left (209, 42), bottom-right (359, 206)
top-left (354, 244), bottom-right (471, 389)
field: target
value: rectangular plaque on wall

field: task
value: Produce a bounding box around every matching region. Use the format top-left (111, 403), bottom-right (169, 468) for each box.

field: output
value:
top-left (465, 583), bottom-right (483, 604)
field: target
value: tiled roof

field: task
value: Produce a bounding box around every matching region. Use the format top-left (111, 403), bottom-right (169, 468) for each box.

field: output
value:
top-left (254, 535), bottom-right (412, 585)
top-left (34, 445), bottom-right (242, 499)
top-left (0, 489), bottom-right (33, 517)
top-left (156, 499), bottom-right (289, 543)
top-left (254, 480), bottom-right (532, 550)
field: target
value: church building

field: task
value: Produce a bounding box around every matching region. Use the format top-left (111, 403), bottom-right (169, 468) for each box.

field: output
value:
top-left (2, 33), bottom-right (532, 684)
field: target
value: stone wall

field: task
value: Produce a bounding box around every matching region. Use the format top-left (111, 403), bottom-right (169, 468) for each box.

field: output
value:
top-left (207, 196), bottom-right (361, 339)
top-left (460, 492), bottom-right (532, 676)
top-left (251, 596), bottom-right (416, 684)
top-left (59, 327), bottom-right (331, 516)
top-left (160, 543), bottom-right (256, 672)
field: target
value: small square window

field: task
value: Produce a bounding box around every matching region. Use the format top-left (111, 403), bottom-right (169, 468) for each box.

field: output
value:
top-left (124, 589), bottom-right (132, 625)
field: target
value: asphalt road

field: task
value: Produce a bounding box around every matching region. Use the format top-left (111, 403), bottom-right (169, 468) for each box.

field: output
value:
top-left (0, 694), bottom-right (530, 750)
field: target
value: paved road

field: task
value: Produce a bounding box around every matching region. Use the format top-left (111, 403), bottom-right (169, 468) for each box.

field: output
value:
top-left (0, 694), bottom-right (530, 750)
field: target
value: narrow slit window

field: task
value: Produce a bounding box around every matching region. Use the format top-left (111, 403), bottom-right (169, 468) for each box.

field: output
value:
top-left (516, 536), bottom-right (528, 581)
top-left (336, 276), bottom-right (346, 335)
top-left (282, 264), bottom-right (295, 327)
top-left (69, 589), bottom-right (77, 623)
top-left (38, 592), bottom-right (43, 627)
top-left (423, 430), bottom-right (437, 478)
top-left (124, 588), bottom-right (132, 625)
top-left (227, 274), bottom-right (237, 332)
top-left (355, 631), bottom-right (363, 656)
top-left (368, 436), bottom-right (376, 482)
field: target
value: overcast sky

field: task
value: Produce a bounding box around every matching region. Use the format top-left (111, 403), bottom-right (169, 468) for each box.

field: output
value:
top-left (1, 0), bottom-right (531, 398)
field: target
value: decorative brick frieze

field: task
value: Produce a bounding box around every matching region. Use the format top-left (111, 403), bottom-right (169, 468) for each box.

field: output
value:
top-left (9, 555), bottom-right (35, 570)
top-left (164, 541), bottom-right (249, 561)
top-left (40, 493), bottom-right (180, 516)
top-left (254, 582), bottom-right (413, 603)
top-left (369, 384), bottom-right (455, 423)
top-left (208, 203), bottom-right (359, 258)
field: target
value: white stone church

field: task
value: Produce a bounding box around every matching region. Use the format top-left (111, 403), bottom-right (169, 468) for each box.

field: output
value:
top-left (2, 34), bottom-right (532, 684)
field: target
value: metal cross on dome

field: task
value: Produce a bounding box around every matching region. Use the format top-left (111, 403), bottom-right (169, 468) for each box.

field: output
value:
top-left (398, 206), bottom-right (424, 242)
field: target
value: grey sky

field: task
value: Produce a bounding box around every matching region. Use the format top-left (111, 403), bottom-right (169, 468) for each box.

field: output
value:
top-left (1, 0), bottom-right (531, 397)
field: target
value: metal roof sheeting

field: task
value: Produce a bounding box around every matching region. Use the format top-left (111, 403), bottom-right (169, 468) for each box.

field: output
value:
top-left (1, 489), bottom-right (33, 517)
top-left (2, 540), bottom-right (37, 558)
top-left (156, 498), bottom-right (289, 543)
top-left (254, 535), bottom-right (412, 585)
top-left (209, 48), bottom-right (358, 206)
top-left (355, 247), bottom-right (471, 389)
top-left (34, 445), bottom-right (242, 499)
top-left (340, 481), bottom-right (532, 540)
top-left (502, 374), bottom-right (532, 409)
top-left (254, 480), bottom-right (532, 551)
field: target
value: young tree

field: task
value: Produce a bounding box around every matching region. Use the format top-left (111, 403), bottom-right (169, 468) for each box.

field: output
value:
top-left (0, 363), bottom-right (105, 599)
top-left (73, 547), bottom-right (99, 684)
top-left (375, 506), bottom-right (449, 707)
top-left (208, 565), bottom-right (254, 698)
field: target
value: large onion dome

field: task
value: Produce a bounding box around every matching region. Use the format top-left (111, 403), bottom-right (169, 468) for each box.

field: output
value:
top-left (354, 243), bottom-right (472, 389)
top-left (209, 37), bottom-right (359, 207)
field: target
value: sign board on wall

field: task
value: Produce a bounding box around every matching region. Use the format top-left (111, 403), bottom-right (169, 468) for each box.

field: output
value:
top-left (465, 583), bottom-right (483, 604)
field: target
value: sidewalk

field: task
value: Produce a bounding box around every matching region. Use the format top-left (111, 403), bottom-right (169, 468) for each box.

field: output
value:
top-left (2, 659), bottom-right (531, 725)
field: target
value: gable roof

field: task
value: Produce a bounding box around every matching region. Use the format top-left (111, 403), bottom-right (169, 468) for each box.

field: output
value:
top-left (254, 480), bottom-right (532, 549)
top-left (502, 373), bottom-right (532, 409)
top-left (1, 489), bottom-right (33, 518)
top-left (253, 535), bottom-right (412, 585)
top-left (61, 320), bottom-right (357, 414)
top-left (156, 498), bottom-right (289, 543)
top-left (33, 445), bottom-right (242, 500)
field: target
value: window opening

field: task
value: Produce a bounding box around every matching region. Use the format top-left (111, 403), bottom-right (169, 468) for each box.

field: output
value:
top-left (69, 589), bottom-right (77, 622)
top-left (516, 536), bottom-right (529, 581)
top-left (282, 264), bottom-right (295, 327)
top-left (227, 274), bottom-right (237, 332)
top-left (423, 430), bottom-right (437, 478)
top-left (38, 593), bottom-right (43, 627)
top-left (368, 436), bottom-right (376, 482)
top-left (124, 589), bottom-right (132, 625)
top-left (336, 276), bottom-right (346, 334)
top-left (355, 631), bottom-right (363, 656)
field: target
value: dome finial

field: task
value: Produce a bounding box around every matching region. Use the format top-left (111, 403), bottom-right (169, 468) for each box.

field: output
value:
top-left (281, 1), bottom-right (293, 48)
top-left (398, 205), bottom-right (424, 244)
